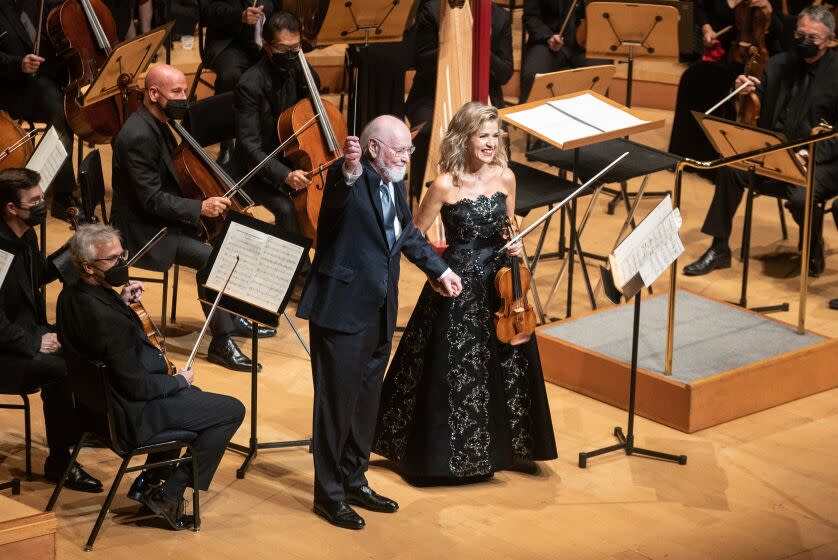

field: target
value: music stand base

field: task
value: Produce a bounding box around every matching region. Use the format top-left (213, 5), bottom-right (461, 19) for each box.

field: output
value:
top-left (0, 478), bottom-right (20, 495)
top-left (578, 427), bottom-right (687, 468)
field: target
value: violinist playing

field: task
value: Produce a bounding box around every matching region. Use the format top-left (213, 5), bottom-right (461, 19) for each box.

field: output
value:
top-left (0, 0), bottom-right (80, 218)
top-left (110, 64), bottom-right (275, 373)
top-left (684, 5), bottom-right (838, 278)
top-left (231, 11), bottom-right (317, 244)
top-left (373, 102), bottom-right (557, 485)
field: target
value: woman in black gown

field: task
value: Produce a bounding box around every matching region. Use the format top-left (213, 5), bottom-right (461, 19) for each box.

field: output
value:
top-left (373, 102), bottom-right (557, 483)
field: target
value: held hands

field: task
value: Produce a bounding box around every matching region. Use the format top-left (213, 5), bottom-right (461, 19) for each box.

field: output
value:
top-left (120, 280), bottom-right (144, 304)
top-left (342, 135), bottom-right (362, 178)
top-left (547, 34), bottom-right (565, 52)
top-left (176, 367), bottom-right (195, 386)
top-left (735, 74), bottom-right (761, 94)
top-left (285, 170), bottom-right (311, 191)
top-left (242, 5), bottom-right (264, 25)
top-left (21, 54), bottom-right (44, 74)
top-left (40, 333), bottom-right (61, 354)
top-left (201, 196), bottom-right (231, 217)
top-left (429, 272), bottom-right (463, 297)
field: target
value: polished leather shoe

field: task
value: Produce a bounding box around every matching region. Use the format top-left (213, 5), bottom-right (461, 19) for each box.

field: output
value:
top-left (829, 298), bottom-right (838, 310)
top-left (313, 500), bottom-right (365, 530)
top-left (231, 316), bottom-right (277, 339)
top-left (346, 485), bottom-right (398, 513)
top-left (683, 247), bottom-right (732, 276)
top-left (127, 471), bottom-right (163, 503)
top-left (809, 240), bottom-right (826, 278)
top-left (207, 336), bottom-right (262, 372)
top-left (141, 488), bottom-right (190, 531)
top-left (44, 462), bottom-right (103, 493)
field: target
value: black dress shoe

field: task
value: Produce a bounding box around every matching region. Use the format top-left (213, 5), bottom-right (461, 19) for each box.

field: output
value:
top-left (44, 462), bottom-right (103, 493)
top-left (216, 140), bottom-right (233, 167)
top-left (231, 316), bottom-right (277, 339)
top-left (207, 336), bottom-right (262, 372)
top-left (829, 298), bottom-right (838, 310)
top-left (127, 471), bottom-right (163, 503)
top-left (508, 459), bottom-right (539, 475)
top-left (346, 485), bottom-right (398, 513)
top-left (683, 247), bottom-right (732, 276)
top-left (141, 488), bottom-right (191, 531)
top-left (313, 500), bottom-right (365, 530)
top-left (809, 240), bottom-right (826, 277)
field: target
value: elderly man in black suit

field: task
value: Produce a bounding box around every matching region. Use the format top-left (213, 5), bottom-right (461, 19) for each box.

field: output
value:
top-left (0, 168), bottom-right (101, 492)
top-left (0, 0), bottom-right (80, 218)
top-left (57, 223), bottom-right (245, 530)
top-left (111, 63), bottom-right (273, 372)
top-left (297, 115), bottom-right (463, 530)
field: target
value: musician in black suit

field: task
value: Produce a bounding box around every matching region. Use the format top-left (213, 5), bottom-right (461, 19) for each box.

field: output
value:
top-left (111, 64), bottom-right (272, 373)
top-left (0, 168), bottom-right (101, 492)
top-left (57, 223), bottom-right (245, 530)
top-left (684, 6), bottom-right (838, 278)
top-left (0, 0), bottom-right (79, 219)
top-left (231, 10), bottom-right (319, 238)
top-left (406, 0), bottom-right (513, 201)
top-left (297, 115), bottom-right (462, 529)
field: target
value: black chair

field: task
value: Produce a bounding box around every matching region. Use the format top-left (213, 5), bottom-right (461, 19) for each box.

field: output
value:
top-left (0, 388), bottom-right (37, 481)
top-left (183, 91), bottom-right (236, 148)
top-left (78, 149), bottom-right (108, 224)
top-left (46, 358), bottom-right (200, 551)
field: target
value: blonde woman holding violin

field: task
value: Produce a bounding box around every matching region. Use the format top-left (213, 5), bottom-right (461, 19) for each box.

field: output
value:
top-left (373, 102), bottom-right (557, 484)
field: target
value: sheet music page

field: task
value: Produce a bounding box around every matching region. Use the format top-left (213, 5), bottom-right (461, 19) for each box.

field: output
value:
top-left (0, 248), bottom-right (13, 290)
top-left (611, 195), bottom-right (684, 288)
top-left (504, 104), bottom-right (602, 145)
top-left (25, 127), bottom-right (68, 194)
top-left (205, 221), bottom-right (305, 313)
top-left (548, 93), bottom-right (649, 133)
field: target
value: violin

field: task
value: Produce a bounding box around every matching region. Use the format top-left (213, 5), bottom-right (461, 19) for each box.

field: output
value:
top-left (277, 50), bottom-right (348, 242)
top-left (282, 0), bottom-right (329, 52)
top-left (494, 217), bottom-right (537, 346)
top-left (737, 47), bottom-right (762, 126)
top-left (169, 120), bottom-right (256, 242)
top-left (727, 0), bottom-right (770, 74)
top-left (47, 0), bottom-right (143, 143)
top-left (0, 111), bottom-right (35, 171)
top-left (130, 301), bottom-right (177, 375)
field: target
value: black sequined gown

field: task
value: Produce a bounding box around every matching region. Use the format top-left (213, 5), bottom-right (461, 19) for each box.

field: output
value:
top-left (373, 192), bottom-right (558, 481)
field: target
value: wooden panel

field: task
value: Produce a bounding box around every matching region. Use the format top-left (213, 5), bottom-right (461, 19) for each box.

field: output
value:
top-left (0, 534), bottom-right (55, 560)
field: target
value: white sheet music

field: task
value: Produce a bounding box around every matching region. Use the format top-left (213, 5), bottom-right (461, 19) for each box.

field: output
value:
top-left (25, 127), bottom-right (68, 193)
top-left (0, 248), bottom-right (13, 290)
top-left (550, 93), bottom-right (648, 132)
top-left (611, 195), bottom-right (684, 290)
top-left (205, 221), bottom-right (305, 313)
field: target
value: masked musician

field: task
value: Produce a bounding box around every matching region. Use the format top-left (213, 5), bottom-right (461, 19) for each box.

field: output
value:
top-left (0, 0), bottom-right (80, 219)
top-left (684, 6), bottom-right (838, 278)
top-left (56, 224), bottom-right (245, 530)
top-left (0, 169), bottom-right (102, 492)
top-left (111, 64), bottom-right (274, 373)
top-left (231, 10), bottom-right (317, 240)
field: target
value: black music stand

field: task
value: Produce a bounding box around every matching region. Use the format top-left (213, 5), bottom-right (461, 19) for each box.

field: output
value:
top-left (201, 212), bottom-right (312, 479)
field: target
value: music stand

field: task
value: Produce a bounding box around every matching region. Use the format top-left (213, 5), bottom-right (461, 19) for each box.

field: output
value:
top-left (694, 112), bottom-right (807, 312)
top-left (527, 64), bottom-right (615, 102)
top-left (200, 212), bottom-right (313, 479)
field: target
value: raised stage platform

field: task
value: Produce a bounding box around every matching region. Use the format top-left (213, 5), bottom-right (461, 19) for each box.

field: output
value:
top-left (537, 290), bottom-right (838, 432)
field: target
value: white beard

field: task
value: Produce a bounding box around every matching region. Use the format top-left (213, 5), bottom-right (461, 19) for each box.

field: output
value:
top-left (374, 155), bottom-right (407, 183)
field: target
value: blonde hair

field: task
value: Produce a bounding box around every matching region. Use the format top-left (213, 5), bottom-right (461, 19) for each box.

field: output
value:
top-left (438, 101), bottom-right (508, 185)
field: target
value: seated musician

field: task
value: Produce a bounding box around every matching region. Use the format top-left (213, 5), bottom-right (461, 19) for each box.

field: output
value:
top-left (203, 0), bottom-right (280, 164)
top-left (231, 10), bottom-right (317, 240)
top-left (0, 0), bottom-right (80, 218)
top-left (683, 5), bottom-right (838, 278)
top-left (406, 0), bottom-right (513, 202)
top-left (110, 63), bottom-right (275, 373)
top-left (0, 169), bottom-right (102, 493)
top-left (56, 224), bottom-right (245, 531)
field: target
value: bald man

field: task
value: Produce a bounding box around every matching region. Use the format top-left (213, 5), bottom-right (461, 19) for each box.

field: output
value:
top-left (111, 64), bottom-right (271, 372)
top-left (297, 115), bottom-right (462, 529)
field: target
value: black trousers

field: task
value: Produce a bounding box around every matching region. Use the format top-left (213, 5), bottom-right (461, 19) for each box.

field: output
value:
top-left (701, 164), bottom-right (838, 250)
top-left (246, 185), bottom-right (302, 237)
top-left (211, 44), bottom-right (260, 95)
top-left (519, 44), bottom-right (595, 104)
top-left (406, 99), bottom-right (433, 203)
top-left (0, 352), bottom-right (78, 466)
top-left (310, 313), bottom-right (392, 503)
top-left (0, 75), bottom-right (76, 197)
top-left (170, 232), bottom-right (236, 337)
top-left (142, 386), bottom-right (245, 493)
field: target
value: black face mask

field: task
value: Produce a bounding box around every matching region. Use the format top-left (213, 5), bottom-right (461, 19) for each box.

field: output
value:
top-left (268, 50), bottom-right (299, 72)
top-left (794, 35), bottom-right (821, 59)
top-left (158, 92), bottom-right (189, 121)
top-left (17, 201), bottom-right (47, 226)
top-left (102, 257), bottom-right (130, 287)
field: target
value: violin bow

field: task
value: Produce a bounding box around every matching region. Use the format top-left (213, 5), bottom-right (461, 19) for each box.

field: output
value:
top-left (34, 0), bottom-right (45, 56)
top-left (705, 79), bottom-right (752, 116)
top-left (185, 256), bottom-right (240, 370)
top-left (558, 0), bottom-right (580, 38)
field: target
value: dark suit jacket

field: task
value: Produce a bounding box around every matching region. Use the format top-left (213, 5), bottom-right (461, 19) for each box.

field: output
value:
top-left (231, 56), bottom-right (320, 193)
top-left (297, 161), bottom-right (448, 337)
top-left (203, 0), bottom-right (279, 66)
top-left (522, 0), bottom-right (582, 50)
top-left (111, 105), bottom-right (202, 271)
top-left (56, 281), bottom-right (187, 447)
top-left (0, 0), bottom-right (64, 84)
top-left (0, 221), bottom-right (56, 358)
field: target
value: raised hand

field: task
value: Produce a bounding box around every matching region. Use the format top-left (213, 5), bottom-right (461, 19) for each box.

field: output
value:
top-left (342, 135), bottom-right (362, 177)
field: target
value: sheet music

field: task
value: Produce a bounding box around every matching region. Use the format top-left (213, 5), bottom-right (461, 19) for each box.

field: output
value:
top-left (205, 221), bottom-right (305, 313)
top-left (0, 248), bottom-right (13, 290)
top-left (550, 93), bottom-right (649, 132)
top-left (25, 127), bottom-right (67, 193)
top-left (503, 104), bottom-right (602, 145)
top-left (611, 195), bottom-right (684, 289)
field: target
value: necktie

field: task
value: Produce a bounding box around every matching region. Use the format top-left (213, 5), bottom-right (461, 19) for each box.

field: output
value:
top-left (380, 182), bottom-right (396, 249)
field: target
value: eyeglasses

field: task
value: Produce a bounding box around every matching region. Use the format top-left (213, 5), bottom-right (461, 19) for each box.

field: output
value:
top-left (94, 250), bottom-right (129, 264)
top-left (16, 195), bottom-right (45, 209)
top-left (794, 31), bottom-right (826, 43)
top-left (372, 138), bottom-right (416, 156)
top-left (268, 43), bottom-right (301, 54)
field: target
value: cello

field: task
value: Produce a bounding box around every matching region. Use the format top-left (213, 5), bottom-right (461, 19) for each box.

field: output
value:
top-left (494, 217), bottom-right (537, 346)
top-left (0, 112), bottom-right (36, 171)
top-left (277, 49), bottom-right (348, 241)
top-left (47, 0), bottom-right (143, 144)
